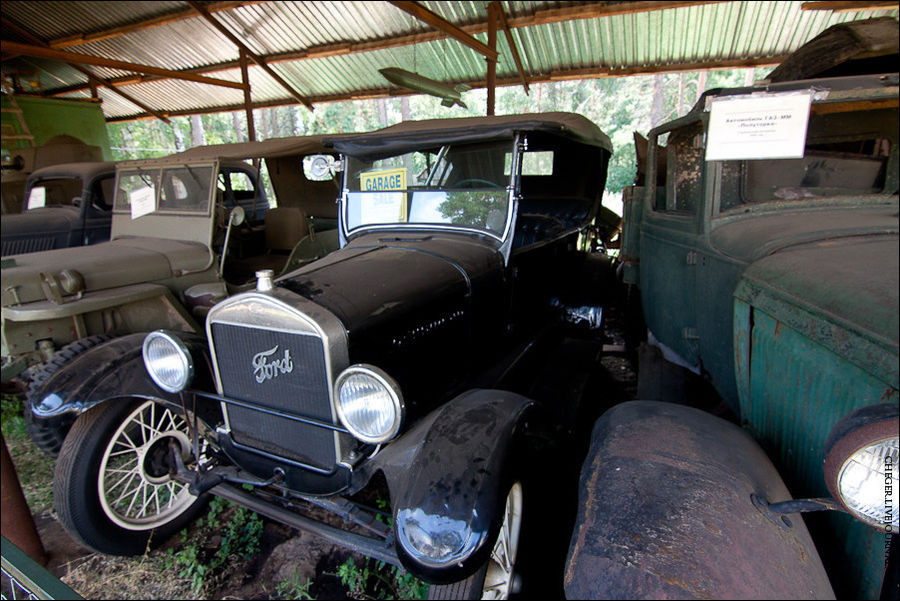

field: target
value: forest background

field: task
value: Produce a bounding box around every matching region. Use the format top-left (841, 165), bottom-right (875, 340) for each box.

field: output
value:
top-left (108, 67), bottom-right (771, 216)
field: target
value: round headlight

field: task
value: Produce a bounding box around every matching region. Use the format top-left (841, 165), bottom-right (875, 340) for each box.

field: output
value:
top-left (334, 364), bottom-right (403, 443)
top-left (142, 331), bottom-right (194, 393)
top-left (824, 404), bottom-right (898, 531)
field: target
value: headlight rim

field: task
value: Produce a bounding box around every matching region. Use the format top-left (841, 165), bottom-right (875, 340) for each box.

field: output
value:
top-left (142, 330), bottom-right (194, 394)
top-left (824, 404), bottom-right (898, 529)
top-left (334, 363), bottom-right (404, 444)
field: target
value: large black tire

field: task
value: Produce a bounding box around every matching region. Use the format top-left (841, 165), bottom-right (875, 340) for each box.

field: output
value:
top-left (54, 397), bottom-right (206, 555)
top-left (24, 335), bottom-right (113, 457)
top-left (428, 482), bottom-right (524, 600)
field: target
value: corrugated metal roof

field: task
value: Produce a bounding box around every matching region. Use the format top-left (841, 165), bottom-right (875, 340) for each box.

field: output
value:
top-left (2, 1), bottom-right (897, 120)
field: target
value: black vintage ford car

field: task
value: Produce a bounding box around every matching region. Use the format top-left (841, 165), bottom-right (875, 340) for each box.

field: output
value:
top-left (28, 113), bottom-right (616, 598)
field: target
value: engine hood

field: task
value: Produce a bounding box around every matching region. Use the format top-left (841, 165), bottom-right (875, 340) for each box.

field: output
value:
top-left (1, 207), bottom-right (80, 238)
top-left (735, 233), bottom-right (899, 388)
top-left (277, 231), bottom-right (504, 337)
top-left (1, 237), bottom-right (213, 306)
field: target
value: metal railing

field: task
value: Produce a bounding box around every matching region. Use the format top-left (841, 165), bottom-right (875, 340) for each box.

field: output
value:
top-left (0, 537), bottom-right (81, 600)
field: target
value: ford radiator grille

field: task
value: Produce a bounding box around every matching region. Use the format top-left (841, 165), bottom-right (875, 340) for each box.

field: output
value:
top-left (210, 322), bottom-right (337, 470)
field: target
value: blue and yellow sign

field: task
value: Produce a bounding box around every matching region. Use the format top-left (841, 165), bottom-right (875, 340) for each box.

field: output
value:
top-left (360, 168), bottom-right (407, 192)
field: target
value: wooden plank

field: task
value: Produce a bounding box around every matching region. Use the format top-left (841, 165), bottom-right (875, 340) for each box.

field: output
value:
top-left (47, 1), bottom-right (265, 49)
top-left (2, 41), bottom-right (247, 91)
top-left (389, 0), bottom-right (500, 61)
top-left (239, 49), bottom-right (256, 142)
top-left (801, 1), bottom-right (899, 11)
top-left (487, 2), bottom-right (498, 116)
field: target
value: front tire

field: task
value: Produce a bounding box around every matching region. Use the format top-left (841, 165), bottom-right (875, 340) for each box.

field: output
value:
top-left (428, 482), bottom-right (524, 600)
top-left (54, 398), bottom-right (205, 555)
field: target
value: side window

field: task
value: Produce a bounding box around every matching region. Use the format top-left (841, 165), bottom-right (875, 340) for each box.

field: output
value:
top-left (718, 107), bottom-right (894, 212)
top-left (657, 123), bottom-right (702, 215)
top-left (86, 175), bottom-right (115, 217)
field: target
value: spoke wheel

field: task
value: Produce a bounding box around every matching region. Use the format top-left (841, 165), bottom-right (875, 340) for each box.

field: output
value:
top-left (98, 401), bottom-right (195, 530)
top-left (54, 398), bottom-right (206, 555)
top-left (482, 482), bottom-right (523, 599)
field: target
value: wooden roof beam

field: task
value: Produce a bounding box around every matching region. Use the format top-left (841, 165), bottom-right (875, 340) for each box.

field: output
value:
top-left (105, 56), bottom-right (785, 123)
top-left (0, 18), bottom-right (171, 123)
top-left (493, 1), bottom-right (530, 94)
top-left (388, 0), bottom-right (500, 61)
top-left (185, 0), bottom-right (314, 111)
top-left (1, 40), bottom-right (247, 91)
top-left (46, 1), bottom-right (265, 49)
top-left (800, 1), bottom-right (899, 11)
top-left (45, 1), bottom-right (728, 96)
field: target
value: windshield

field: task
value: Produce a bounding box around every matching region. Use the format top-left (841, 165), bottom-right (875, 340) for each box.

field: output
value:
top-left (114, 165), bottom-right (214, 217)
top-left (25, 178), bottom-right (83, 210)
top-left (344, 141), bottom-right (513, 237)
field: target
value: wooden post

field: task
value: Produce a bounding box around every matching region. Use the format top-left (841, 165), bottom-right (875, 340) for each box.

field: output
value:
top-left (1, 433), bottom-right (47, 566)
top-left (486, 2), bottom-right (498, 116)
top-left (240, 49), bottom-right (256, 142)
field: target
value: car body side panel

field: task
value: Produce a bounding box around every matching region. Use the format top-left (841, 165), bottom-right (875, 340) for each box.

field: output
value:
top-left (564, 401), bottom-right (834, 600)
top-left (735, 302), bottom-right (897, 599)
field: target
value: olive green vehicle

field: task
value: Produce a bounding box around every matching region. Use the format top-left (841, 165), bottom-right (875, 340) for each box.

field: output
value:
top-left (1, 136), bottom-right (342, 385)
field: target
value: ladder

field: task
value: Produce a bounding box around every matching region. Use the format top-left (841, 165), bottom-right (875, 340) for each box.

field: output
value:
top-left (1, 94), bottom-right (35, 149)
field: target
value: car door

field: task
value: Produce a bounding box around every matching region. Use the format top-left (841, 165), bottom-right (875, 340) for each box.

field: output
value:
top-left (81, 174), bottom-right (115, 245)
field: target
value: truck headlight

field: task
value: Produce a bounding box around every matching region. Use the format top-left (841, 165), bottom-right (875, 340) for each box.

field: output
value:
top-left (143, 331), bottom-right (194, 393)
top-left (334, 364), bottom-right (403, 443)
top-left (824, 404), bottom-right (898, 530)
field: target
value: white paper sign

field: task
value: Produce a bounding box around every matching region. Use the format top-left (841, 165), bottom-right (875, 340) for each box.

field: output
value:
top-left (361, 192), bottom-right (405, 224)
top-left (26, 187), bottom-right (46, 209)
top-left (130, 186), bottom-right (156, 219)
top-left (705, 92), bottom-right (812, 161)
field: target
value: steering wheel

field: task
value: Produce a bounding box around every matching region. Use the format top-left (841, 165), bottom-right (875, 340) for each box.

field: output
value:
top-left (455, 178), bottom-right (503, 189)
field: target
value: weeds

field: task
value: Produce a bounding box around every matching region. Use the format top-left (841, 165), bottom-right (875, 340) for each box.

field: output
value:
top-left (276, 568), bottom-right (315, 600)
top-left (165, 496), bottom-right (265, 595)
top-left (333, 556), bottom-right (428, 600)
top-left (0, 393), bottom-right (54, 512)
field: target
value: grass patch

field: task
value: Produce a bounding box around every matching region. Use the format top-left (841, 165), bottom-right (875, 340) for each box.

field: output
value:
top-left (1, 393), bottom-right (54, 513)
top-left (333, 556), bottom-right (429, 600)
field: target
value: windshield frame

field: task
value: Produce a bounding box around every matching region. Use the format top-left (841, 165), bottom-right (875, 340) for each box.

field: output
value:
top-left (338, 137), bottom-right (522, 251)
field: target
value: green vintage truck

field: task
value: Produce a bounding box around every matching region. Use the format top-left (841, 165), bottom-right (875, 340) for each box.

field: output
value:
top-left (567, 18), bottom-right (898, 600)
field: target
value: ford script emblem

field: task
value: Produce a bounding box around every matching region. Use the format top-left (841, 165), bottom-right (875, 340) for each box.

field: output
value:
top-left (252, 345), bottom-right (293, 383)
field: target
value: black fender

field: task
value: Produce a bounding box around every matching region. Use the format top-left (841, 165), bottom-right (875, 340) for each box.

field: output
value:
top-left (564, 401), bottom-right (835, 599)
top-left (357, 388), bottom-right (538, 584)
top-left (28, 332), bottom-right (214, 432)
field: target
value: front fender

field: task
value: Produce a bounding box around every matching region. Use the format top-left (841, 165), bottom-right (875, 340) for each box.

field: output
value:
top-left (358, 389), bottom-right (537, 583)
top-left (28, 332), bottom-right (210, 422)
top-left (565, 401), bottom-right (835, 600)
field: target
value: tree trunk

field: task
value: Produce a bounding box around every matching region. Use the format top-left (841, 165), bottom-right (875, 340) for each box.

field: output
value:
top-left (190, 114), bottom-right (206, 147)
top-left (232, 111), bottom-right (244, 142)
top-left (650, 73), bottom-right (666, 128)
top-left (400, 97), bottom-right (411, 122)
top-left (173, 120), bottom-right (186, 151)
top-left (377, 98), bottom-right (389, 127)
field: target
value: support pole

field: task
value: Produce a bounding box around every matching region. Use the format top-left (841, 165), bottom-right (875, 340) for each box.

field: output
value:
top-left (0, 433), bottom-right (46, 566)
top-left (486, 2), bottom-right (498, 116)
top-left (239, 49), bottom-right (256, 142)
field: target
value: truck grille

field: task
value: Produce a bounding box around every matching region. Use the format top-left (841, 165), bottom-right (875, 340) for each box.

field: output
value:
top-left (1, 237), bottom-right (56, 256)
top-left (210, 321), bottom-right (338, 470)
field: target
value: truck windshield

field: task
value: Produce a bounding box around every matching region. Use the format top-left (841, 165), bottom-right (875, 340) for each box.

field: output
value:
top-left (114, 165), bottom-right (214, 216)
top-left (344, 141), bottom-right (512, 236)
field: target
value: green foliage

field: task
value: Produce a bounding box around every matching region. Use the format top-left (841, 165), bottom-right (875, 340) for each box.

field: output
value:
top-left (165, 496), bottom-right (265, 595)
top-left (276, 569), bottom-right (315, 600)
top-left (332, 557), bottom-right (428, 600)
top-left (0, 394), bottom-right (54, 512)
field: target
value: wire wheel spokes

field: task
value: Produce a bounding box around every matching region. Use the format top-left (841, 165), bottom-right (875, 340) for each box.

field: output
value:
top-left (98, 400), bottom-right (196, 530)
top-left (482, 482), bottom-right (523, 600)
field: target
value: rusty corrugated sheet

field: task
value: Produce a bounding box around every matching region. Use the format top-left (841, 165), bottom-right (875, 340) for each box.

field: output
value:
top-left (1, 1), bottom-right (897, 120)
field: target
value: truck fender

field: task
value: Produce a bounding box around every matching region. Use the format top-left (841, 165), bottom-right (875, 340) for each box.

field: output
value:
top-left (358, 388), bottom-right (537, 584)
top-left (564, 401), bottom-right (835, 600)
top-left (28, 332), bottom-right (210, 423)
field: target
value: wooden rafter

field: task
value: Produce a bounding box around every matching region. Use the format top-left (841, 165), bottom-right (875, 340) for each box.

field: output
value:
top-left (493, 1), bottom-right (530, 94)
top-left (46, 1), bottom-right (726, 97)
top-left (46, 1), bottom-right (265, 49)
top-left (185, 0), bottom-right (314, 111)
top-left (1, 40), bottom-right (247, 91)
top-left (1, 17), bottom-right (171, 123)
top-left (801, 1), bottom-right (899, 11)
top-left (105, 56), bottom-right (785, 123)
top-left (388, 0), bottom-right (500, 61)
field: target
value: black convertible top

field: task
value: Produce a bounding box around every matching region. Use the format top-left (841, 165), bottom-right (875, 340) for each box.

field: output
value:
top-left (326, 112), bottom-right (612, 160)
